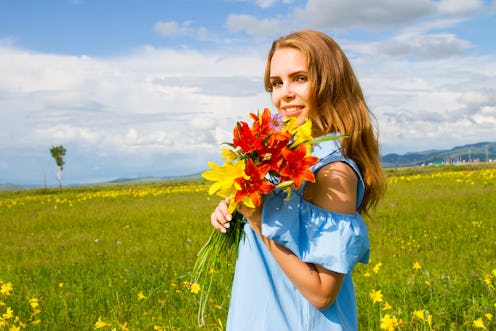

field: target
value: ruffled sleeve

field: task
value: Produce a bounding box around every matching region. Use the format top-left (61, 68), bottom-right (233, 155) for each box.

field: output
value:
top-left (261, 188), bottom-right (370, 274)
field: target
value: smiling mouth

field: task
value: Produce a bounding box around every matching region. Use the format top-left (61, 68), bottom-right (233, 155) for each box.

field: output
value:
top-left (282, 105), bottom-right (304, 116)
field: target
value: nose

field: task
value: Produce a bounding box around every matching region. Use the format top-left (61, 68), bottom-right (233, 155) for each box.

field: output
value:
top-left (282, 82), bottom-right (295, 100)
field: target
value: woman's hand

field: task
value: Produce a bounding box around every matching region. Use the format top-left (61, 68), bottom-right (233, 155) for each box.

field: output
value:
top-left (210, 198), bottom-right (232, 233)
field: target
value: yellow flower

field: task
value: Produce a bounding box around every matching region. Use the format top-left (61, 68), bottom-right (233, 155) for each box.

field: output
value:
top-left (373, 262), bottom-right (383, 274)
top-left (31, 319), bottom-right (41, 326)
top-left (2, 307), bottom-right (14, 319)
top-left (291, 118), bottom-right (314, 148)
top-left (492, 269), bottom-right (496, 277)
top-left (9, 325), bottom-right (20, 331)
top-left (380, 314), bottom-right (400, 331)
top-left (119, 321), bottom-right (129, 331)
top-left (29, 297), bottom-right (39, 309)
top-left (412, 261), bottom-right (422, 270)
top-left (427, 314), bottom-right (433, 328)
top-left (191, 283), bottom-right (201, 294)
top-left (473, 317), bottom-right (486, 329)
top-left (413, 309), bottom-right (425, 320)
top-left (363, 272), bottom-right (371, 278)
top-left (137, 291), bottom-right (146, 301)
top-left (370, 289), bottom-right (383, 304)
top-left (383, 302), bottom-right (393, 310)
top-left (221, 147), bottom-right (237, 162)
top-left (0, 282), bottom-right (13, 296)
top-left (94, 317), bottom-right (110, 329)
top-left (202, 160), bottom-right (246, 198)
top-left (58, 282), bottom-right (64, 288)
top-left (486, 313), bottom-right (493, 321)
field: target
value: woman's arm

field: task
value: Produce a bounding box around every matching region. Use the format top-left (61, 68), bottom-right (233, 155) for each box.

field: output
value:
top-left (211, 162), bottom-right (358, 310)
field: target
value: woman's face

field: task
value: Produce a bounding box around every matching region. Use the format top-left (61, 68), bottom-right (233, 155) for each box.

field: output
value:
top-left (269, 47), bottom-right (311, 125)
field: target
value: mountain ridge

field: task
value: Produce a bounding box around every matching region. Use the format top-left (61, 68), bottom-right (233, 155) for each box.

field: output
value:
top-left (381, 141), bottom-right (496, 167)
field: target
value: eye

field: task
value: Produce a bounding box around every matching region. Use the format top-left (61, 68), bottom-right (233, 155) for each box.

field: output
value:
top-left (270, 79), bottom-right (283, 87)
top-left (295, 75), bottom-right (308, 83)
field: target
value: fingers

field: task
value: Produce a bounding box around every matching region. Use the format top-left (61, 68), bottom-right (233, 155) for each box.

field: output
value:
top-left (210, 199), bottom-right (233, 233)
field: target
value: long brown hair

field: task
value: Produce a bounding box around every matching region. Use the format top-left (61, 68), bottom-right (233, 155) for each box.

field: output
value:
top-left (264, 30), bottom-right (386, 214)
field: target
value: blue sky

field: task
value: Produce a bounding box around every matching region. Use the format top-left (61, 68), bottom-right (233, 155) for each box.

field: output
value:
top-left (1, 0), bottom-right (495, 186)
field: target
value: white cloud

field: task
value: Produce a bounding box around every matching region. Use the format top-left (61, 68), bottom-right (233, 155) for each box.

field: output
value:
top-left (226, 14), bottom-right (282, 36)
top-left (0, 43), bottom-right (272, 184)
top-left (294, 0), bottom-right (436, 29)
top-left (376, 33), bottom-right (472, 58)
top-left (255, 0), bottom-right (293, 8)
top-left (154, 20), bottom-right (208, 39)
top-left (435, 0), bottom-right (484, 15)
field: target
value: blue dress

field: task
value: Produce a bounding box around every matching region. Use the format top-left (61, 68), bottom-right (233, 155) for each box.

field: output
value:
top-left (226, 139), bottom-right (370, 331)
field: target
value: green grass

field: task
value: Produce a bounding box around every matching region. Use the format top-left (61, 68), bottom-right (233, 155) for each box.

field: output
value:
top-left (1, 164), bottom-right (495, 330)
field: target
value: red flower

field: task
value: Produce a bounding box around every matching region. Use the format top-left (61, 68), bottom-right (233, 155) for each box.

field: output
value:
top-left (279, 144), bottom-right (319, 189)
top-left (234, 158), bottom-right (275, 207)
top-left (233, 121), bottom-right (256, 153)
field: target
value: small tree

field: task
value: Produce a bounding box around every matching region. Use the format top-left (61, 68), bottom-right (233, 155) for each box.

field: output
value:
top-left (50, 145), bottom-right (67, 191)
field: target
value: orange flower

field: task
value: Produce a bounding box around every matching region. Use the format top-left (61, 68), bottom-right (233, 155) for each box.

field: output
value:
top-left (280, 144), bottom-right (318, 189)
top-left (234, 158), bottom-right (275, 207)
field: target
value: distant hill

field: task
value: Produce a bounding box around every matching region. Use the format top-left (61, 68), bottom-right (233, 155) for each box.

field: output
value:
top-left (106, 173), bottom-right (204, 184)
top-left (382, 142), bottom-right (496, 167)
top-left (0, 183), bottom-right (25, 191)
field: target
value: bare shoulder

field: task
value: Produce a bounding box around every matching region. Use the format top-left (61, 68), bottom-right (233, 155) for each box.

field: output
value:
top-left (303, 162), bottom-right (358, 214)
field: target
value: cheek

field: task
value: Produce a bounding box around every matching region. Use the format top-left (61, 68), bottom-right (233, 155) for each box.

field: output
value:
top-left (271, 91), bottom-right (281, 109)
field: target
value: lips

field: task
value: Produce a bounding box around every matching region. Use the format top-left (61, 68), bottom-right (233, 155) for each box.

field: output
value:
top-left (282, 105), bottom-right (304, 117)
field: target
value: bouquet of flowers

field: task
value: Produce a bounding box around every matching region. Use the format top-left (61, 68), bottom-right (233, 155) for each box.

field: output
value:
top-left (191, 108), bottom-right (341, 325)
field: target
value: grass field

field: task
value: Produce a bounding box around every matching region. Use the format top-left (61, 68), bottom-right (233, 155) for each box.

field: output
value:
top-left (1, 163), bottom-right (495, 330)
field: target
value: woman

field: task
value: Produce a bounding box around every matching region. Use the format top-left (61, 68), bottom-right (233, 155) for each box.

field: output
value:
top-left (211, 30), bottom-right (386, 330)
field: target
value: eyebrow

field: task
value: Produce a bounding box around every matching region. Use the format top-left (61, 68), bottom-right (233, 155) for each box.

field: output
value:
top-left (270, 70), bottom-right (308, 80)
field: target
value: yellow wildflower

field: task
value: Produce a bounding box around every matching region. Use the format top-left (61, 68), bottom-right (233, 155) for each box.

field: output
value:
top-left (2, 307), bottom-right (14, 319)
top-left (29, 297), bottom-right (39, 309)
top-left (191, 282), bottom-right (201, 294)
top-left (58, 282), bottom-right (64, 288)
top-left (486, 313), bottom-right (493, 321)
top-left (119, 321), bottom-right (129, 331)
top-left (373, 262), bottom-right (383, 274)
top-left (473, 317), bottom-right (486, 329)
top-left (383, 302), bottom-right (393, 310)
top-left (137, 291), bottom-right (146, 301)
top-left (412, 261), bottom-right (421, 270)
top-left (95, 317), bottom-right (110, 329)
top-left (380, 314), bottom-right (400, 331)
top-left (9, 325), bottom-right (20, 331)
top-left (0, 282), bottom-right (13, 296)
top-left (31, 319), bottom-right (41, 326)
top-left (413, 309), bottom-right (425, 320)
top-left (370, 289), bottom-right (383, 304)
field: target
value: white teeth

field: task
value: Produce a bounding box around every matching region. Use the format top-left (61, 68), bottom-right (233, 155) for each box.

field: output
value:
top-left (284, 106), bottom-right (302, 114)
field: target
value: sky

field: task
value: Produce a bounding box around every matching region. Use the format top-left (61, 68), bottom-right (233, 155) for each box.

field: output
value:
top-left (1, 0), bottom-right (495, 186)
